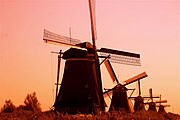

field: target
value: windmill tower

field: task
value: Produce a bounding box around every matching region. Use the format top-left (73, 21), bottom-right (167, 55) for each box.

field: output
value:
top-left (43, 0), bottom-right (141, 114)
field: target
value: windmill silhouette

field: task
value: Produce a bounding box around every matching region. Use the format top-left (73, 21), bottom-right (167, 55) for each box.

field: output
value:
top-left (156, 95), bottom-right (170, 113)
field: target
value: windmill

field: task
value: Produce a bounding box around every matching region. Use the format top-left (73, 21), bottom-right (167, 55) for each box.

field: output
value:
top-left (103, 63), bottom-right (147, 113)
top-left (156, 95), bottom-right (170, 114)
top-left (43, 0), bottom-right (141, 114)
top-left (137, 88), bottom-right (160, 111)
top-left (147, 88), bottom-right (158, 111)
top-left (144, 89), bottom-right (170, 113)
top-left (131, 86), bottom-right (159, 111)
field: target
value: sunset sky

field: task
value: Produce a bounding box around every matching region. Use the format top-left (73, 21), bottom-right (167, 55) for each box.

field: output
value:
top-left (0, 0), bottom-right (180, 114)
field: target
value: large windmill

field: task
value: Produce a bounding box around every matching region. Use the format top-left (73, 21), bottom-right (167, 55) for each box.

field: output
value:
top-left (43, 0), bottom-right (141, 114)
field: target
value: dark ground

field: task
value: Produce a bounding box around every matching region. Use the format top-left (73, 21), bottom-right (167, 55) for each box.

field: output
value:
top-left (0, 110), bottom-right (180, 120)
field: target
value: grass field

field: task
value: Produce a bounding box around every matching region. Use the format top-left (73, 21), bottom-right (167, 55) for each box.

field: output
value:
top-left (0, 109), bottom-right (180, 120)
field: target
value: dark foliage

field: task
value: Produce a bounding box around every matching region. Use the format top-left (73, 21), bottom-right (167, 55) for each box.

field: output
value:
top-left (1, 99), bottom-right (16, 113)
top-left (23, 92), bottom-right (42, 112)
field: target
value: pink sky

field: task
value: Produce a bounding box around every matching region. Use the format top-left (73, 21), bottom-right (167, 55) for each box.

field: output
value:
top-left (0, 0), bottom-right (180, 114)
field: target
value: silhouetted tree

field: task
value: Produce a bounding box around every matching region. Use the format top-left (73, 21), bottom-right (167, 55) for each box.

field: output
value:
top-left (23, 92), bottom-right (41, 112)
top-left (1, 99), bottom-right (16, 113)
top-left (16, 104), bottom-right (26, 110)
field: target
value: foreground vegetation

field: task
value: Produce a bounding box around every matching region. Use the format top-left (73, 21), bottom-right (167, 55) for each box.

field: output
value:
top-left (1, 92), bottom-right (180, 120)
top-left (1, 109), bottom-right (180, 120)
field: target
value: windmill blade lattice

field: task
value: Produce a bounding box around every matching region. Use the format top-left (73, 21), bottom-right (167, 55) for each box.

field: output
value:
top-left (99, 48), bottom-right (141, 66)
top-left (43, 29), bottom-right (81, 47)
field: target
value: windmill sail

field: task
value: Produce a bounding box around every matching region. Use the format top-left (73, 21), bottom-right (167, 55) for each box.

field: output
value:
top-left (103, 90), bottom-right (113, 98)
top-left (104, 60), bottom-right (119, 83)
top-left (88, 0), bottom-right (105, 112)
top-left (155, 100), bottom-right (167, 103)
top-left (99, 48), bottom-right (141, 66)
top-left (123, 72), bottom-right (147, 86)
top-left (43, 29), bottom-right (81, 47)
top-left (89, 0), bottom-right (97, 44)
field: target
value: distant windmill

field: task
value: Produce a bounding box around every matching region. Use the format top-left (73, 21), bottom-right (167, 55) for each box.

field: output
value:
top-left (145, 89), bottom-right (170, 113)
top-left (131, 86), bottom-right (159, 111)
top-left (129, 73), bottom-right (149, 111)
top-left (156, 95), bottom-right (170, 113)
top-left (147, 88), bottom-right (158, 111)
top-left (138, 88), bottom-right (160, 111)
top-left (103, 61), bottom-right (147, 113)
top-left (43, 0), bottom-right (141, 114)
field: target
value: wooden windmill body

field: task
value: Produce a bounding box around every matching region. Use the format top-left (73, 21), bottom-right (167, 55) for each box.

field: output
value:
top-left (53, 48), bottom-right (104, 114)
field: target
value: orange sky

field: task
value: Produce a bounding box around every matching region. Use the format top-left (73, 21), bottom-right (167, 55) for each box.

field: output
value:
top-left (0, 0), bottom-right (180, 114)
